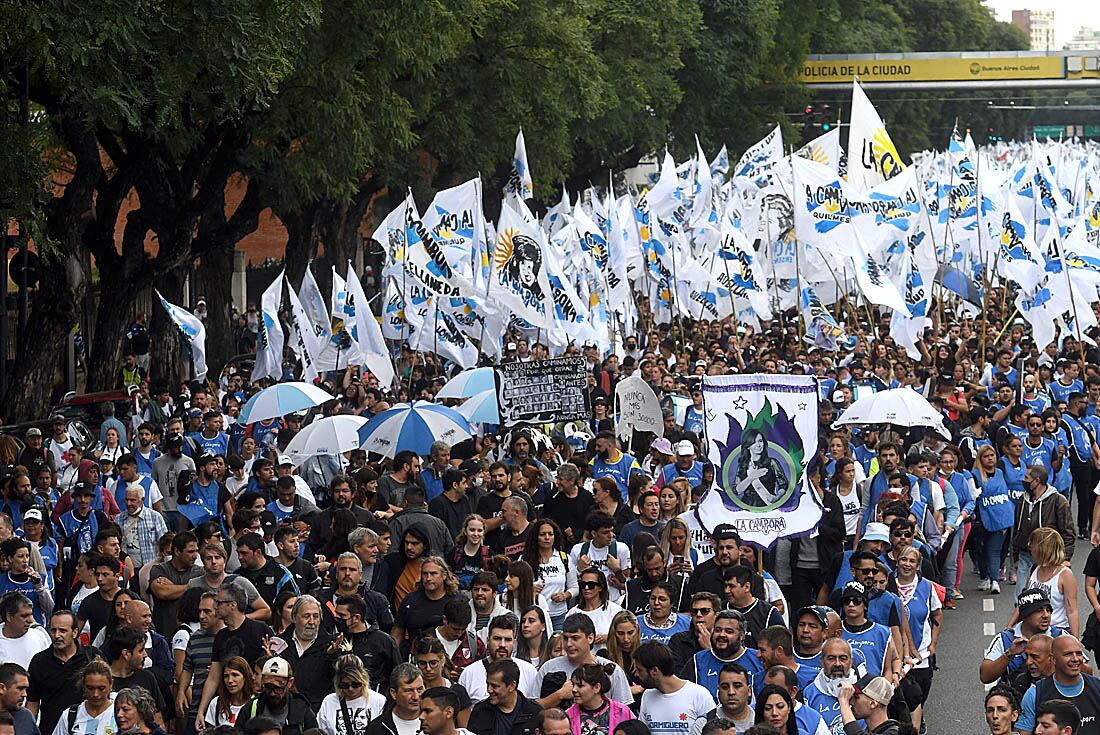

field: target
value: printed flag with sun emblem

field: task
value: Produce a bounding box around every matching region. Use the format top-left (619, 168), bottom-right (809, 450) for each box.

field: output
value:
top-left (848, 79), bottom-right (906, 191)
top-left (491, 201), bottom-right (555, 329)
top-left (695, 374), bottom-right (823, 548)
top-left (795, 127), bottom-right (842, 172)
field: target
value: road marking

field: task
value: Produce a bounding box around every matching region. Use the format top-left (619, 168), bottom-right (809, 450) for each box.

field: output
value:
top-left (984, 622), bottom-right (997, 636)
top-left (983, 599), bottom-right (995, 612)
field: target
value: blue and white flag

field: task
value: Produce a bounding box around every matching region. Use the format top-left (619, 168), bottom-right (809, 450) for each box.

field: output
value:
top-left (345, 263), bottom-right (396, 387)
top-left (734, 124), bottom-right (783, 182)
top-left (285, 277), bottom-right (323, 383)
top-left (155, 290), bottom-right (208, 381)
top-left (298, 263), bottom-right (333, 348)
top-left (253, 272), bottom-right (286, 381)
top-left (504, 129), bottom-right (533, 200)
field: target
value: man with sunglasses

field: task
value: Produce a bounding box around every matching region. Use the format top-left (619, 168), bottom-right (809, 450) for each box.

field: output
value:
top-left (233, 656), bottom-right (318, 735)
top-left (838, 582), bottom-right (899, 684)
top-left (670, 593), bottom-right (722, 670)
top-left (829, 552), bottom-right (912, 667)
top-left (682, 610), bottom-right (763, 704)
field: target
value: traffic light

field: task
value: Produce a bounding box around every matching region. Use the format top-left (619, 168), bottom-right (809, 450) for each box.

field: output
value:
top-left (987, 127), bottom-right (1001, 143)
top-left (802, 105), bottom-right (816, 144)
top-left (821, 104), bottom-right (833, 132)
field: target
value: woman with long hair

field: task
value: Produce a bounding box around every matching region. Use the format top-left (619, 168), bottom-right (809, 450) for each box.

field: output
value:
top-left (888, 545), bottom-right (942, 733)
top-left (317, 654), bottom-right (387, 735)
top-left (92, 588), bottom-right (136, 648)
top-left (659, 518), bottom-right (697, 575)
top-left (203, 655), bottom-right (254, 726)
top-left (450, 515), bottom-right (490, 589)
top-left (520, 518), bottom-right (577, 631)
top-left (322, 509), bottom-right (358, 561)
top-left (658, 482), bottom-right (684, 522)
top-left (599, 610), bottom-right (645, 704)
top-left (566, 663), bottom-right (636, 734)
top-left (271, 590), bottom-right (299, 636)
top-left (61, 658), bottom-right (116, 735)
top-left (574, 568), bottom-right (624, 644)
top-left (734, 429), bottom-right (788, 507)
top-left (516, 605), bottom-right (552, 667)
top-left (1017, 527), bottom-right (1078, 637)
top-left (412, 637), bottom-right (473, 727)
top-left (500, 561), bottom-right (552, 624)
top-left (99, 428), bottom-right (126, 465)
top-left (831, 457), bottom-right (862, 548)
top-left (114, 687), bottom-right (165, 735)
top-left (754, 684), bottom-right (798, 735)
top-left (974, 444), bottom-right (1015, 595)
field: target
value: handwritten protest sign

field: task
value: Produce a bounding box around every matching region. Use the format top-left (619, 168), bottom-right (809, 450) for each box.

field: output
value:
top-left (495, 357), bottom-right (589, 426)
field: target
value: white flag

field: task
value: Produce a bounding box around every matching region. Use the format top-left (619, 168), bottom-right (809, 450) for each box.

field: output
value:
top-left (285, 278), bottom-right (323, 383)
top-left (734, 124), bottom-right (783, 182)
top-left (298, 264), bottom-right (332, 347)
top-left (491, 201), bottom-right (555, 329)
top-left (155, 290), bottom-right (208, 381)
top-left (345, 262), bottom-right (396, 387)
top-left (848, 80), bottom-right (905, 191)
top-left (253, 272), bottom-right (286, 381)
top-left (795, 127), bottom-right (842, 172)
top-left (317, 268), bottom-right (362, 371)
top-left (504, 129), bottom-right (534, 200)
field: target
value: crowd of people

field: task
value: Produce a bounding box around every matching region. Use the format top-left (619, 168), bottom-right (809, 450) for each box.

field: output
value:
top-left (0, 307), bottom-right (1099, 735)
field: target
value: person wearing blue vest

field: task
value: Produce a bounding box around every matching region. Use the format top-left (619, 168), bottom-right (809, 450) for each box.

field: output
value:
top-left (754, 625), bottom-right (816, 696)
top-left (858, 443), bottom-right (917, 535)
top-left (1048, 358), bottom-right (1084, 404)
top-left (888, 546), bottom-right (941, 732)
top-left (838, 582), bottom-right (898, 681)
top-left (997, 435), bottom-right (1028, 504)
top-left (985, 350), bottom-right (1019, 397)
top-left (657, 441), bottom-right (703, 490)
top-left (1022, 414), bottom-right (1061, 479)
top-left (590, 431), bottom-right (642, 504)
top-left (131, 423), bottom-right (161, 477)
top-left (637, 582), bottom-right (691, 644)
top-left (1044, 410), bottom-right (1073, 499)
top-left (108, 454), bottom-right (164, 512)
top-left (58, 482), bottom-right (110, 558)
top-left (188, 411), bottom-right (230, 458)
top-left (974, 444), bottom-right (1016, 595)
top-left (683, 388), bottom-right (704, 436)
top-left (178, 453), bottom-right (224, 528)
top-left (852, 427), bottom-right (879, 476)
top-left (1021, 372), bottom-right (1052, 414)
top-left (682, 609), bottom-right (764, 705)
top-left (938, 446), bottom-right (975, 608)
top-left (803, 637), bottom-right (861, 735)
top-left (1061, 392), bottom-right (1099, 539)
top-left (980, 589), bottom-right (1069, 685)
top-left (1016, 635), bottom-right (1100, 735)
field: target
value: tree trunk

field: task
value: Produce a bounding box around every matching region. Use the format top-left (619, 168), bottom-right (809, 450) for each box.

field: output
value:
top-left (282, 203), bottom-right (320, 287)
top-left (197, 242), bottom-right (236, 372)
top-left (0, 249), bottom-right (87, 421)
top-left (148, 268), bottom-right (188, 388)
top-left (86, 279), bottom-right (138, 391)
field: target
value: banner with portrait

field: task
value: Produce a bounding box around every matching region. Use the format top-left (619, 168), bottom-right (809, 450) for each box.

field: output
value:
top-left (694, 374), bottom-right (823, 549)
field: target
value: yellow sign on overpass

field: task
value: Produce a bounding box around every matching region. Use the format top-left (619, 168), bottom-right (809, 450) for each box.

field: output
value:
top-left (801, 51), bottom-right (1100, 89)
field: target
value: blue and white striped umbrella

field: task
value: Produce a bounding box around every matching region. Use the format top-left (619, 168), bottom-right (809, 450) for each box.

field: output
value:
top-left (357, 400), bottom-right (472, 458)
top-left (436, 366), bottom-right (495, 400)
top-left (238, 381), bottom-right (334, 424)
top-left (457, 389), bottom-right (500, 425)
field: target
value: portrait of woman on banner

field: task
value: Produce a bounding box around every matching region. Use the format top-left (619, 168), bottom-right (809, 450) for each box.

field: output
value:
top-left (733, 428), bottom-right (788, 508)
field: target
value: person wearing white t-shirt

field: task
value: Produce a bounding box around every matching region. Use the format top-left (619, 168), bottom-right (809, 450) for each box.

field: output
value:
top-left (569, 513), bottom-right (631, 603)
top-left (458, 616), bottom-right (539, 703)
top-left (635, 640), bottom-right (716, 735)
top-left (378, 664), bottom-right (426, 735)
top-left (0, 594), bottom-right (51, 669)
top-left (51, 660), bottom-right (117, 735)
top-left (317, 655), bottom-right (387, 735)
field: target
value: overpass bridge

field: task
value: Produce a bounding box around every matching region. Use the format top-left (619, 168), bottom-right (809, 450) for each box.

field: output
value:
top-left (801, 50), bottom-right (1100, 91)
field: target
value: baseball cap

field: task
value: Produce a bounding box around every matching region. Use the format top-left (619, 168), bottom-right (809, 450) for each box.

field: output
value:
top-left (853, 673), bottom-right (894, 706)
top-left (24, 508), bottom-right (44, 523)
top-left (506, 342), bottom-right (518, 351)
top-left (165, 434), bottom-right (184, 449)
top-left (260, 511), bottom-right (278, 535)
top-left (711, 524), bottom-right (741, 542)
top-left (73, 481), bottom-right (96, 497)
top-left (260, 657), bottom-right (292, 678)
top-left (674, 440), bottom-right (696, 456)
top-left (860, 523), bottom-right (890, 545)
top-left (275, 453), bottom-right (294, 467)
top-left (197, 452), bottom-right (218, 466)
top-left (25, 428), bottom-right (41, 438)
top-left (49, 414), bottom-right (66, 424)
top-left (1017, 588), bottom-right (1053, 619)
top-left (840, 581), bottom-right (868, 603)
top-left (185, 407), bottom-right (202, 419)
top-left (651, 438), bottom-right (673, 455)
top-left (796, 605), bottom-right (830, 628)
top-left (593, 396), bottom-right (608, 406)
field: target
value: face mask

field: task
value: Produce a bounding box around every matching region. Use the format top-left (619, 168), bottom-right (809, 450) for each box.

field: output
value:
top-left (473, 477), bottom-right (484, 489)
top-left (598, 450), bottom-right (610, 461)
top-left (334, 618), bottom-right (350, 636)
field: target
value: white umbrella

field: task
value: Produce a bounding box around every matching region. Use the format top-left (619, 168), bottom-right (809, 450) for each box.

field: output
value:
top-left (281, 415), bottom-right (369, 466)
top-left (436, 367), bottom-right (495, 400)
top-left (831, 388), bottom-right (951, 438)
top-left (238, 381), bottom-right (335, 423)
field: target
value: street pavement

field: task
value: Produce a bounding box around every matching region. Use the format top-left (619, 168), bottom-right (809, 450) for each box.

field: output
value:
top-left (923, 535), bottom-right (1092, 733)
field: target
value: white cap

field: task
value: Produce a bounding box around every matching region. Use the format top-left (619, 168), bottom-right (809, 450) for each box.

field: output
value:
top-left (674, 440), bottom-right (696, 456)
top-left (260, 657), bottom-right (291, 678)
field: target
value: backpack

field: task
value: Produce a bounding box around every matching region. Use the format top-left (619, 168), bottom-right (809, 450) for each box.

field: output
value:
top-left (580, 539), bottom-right (618, 560)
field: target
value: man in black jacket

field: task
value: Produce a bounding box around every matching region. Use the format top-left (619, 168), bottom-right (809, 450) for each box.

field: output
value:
top-left (276, 595), bottom-right (334, 711)
top-left (306, 475), bottom-right (374, 556)
top-left (625, 546), bottom-right (690, 614)
top-left (334, 595), bottom-right (401, 693)
top-left (233, 657), bottom-right (318, 735)
top-left (786, 466), bottom-right (846, 611)
top-left (687, 524), bottom-right (766, 600)
top-left (469, 659), bottom-right (543, 735)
